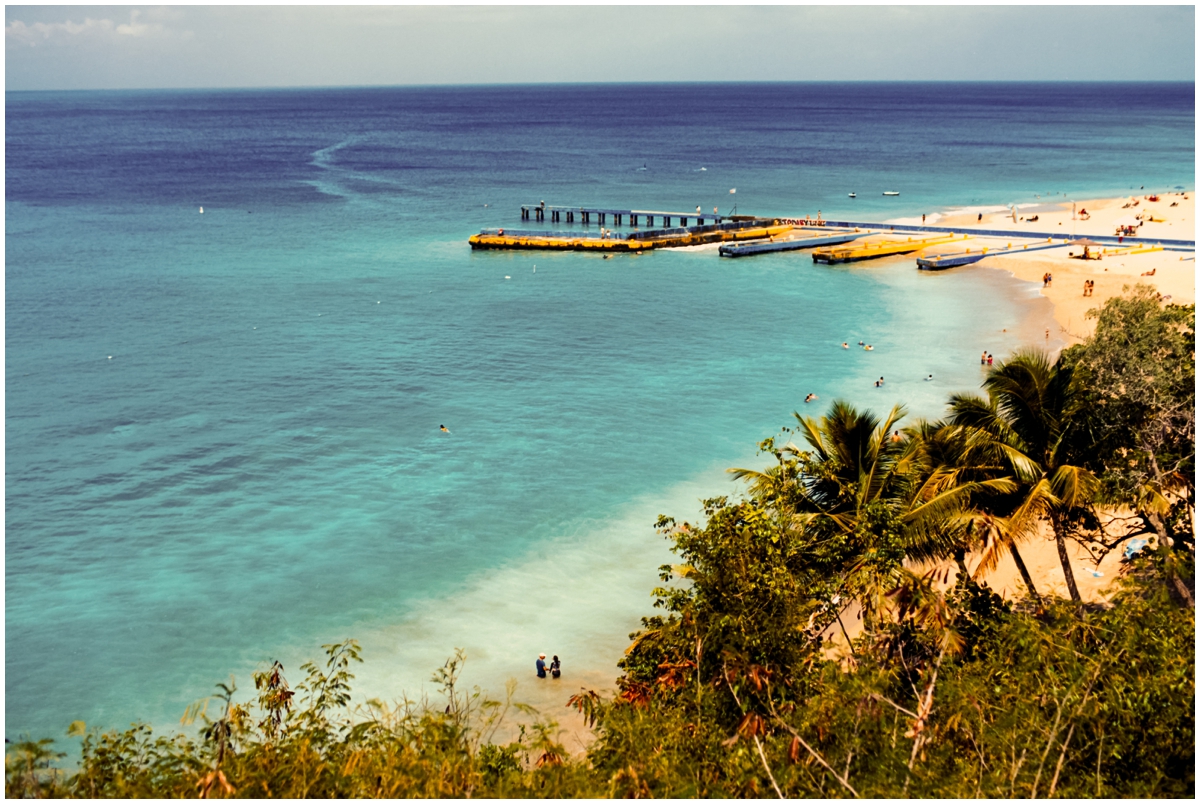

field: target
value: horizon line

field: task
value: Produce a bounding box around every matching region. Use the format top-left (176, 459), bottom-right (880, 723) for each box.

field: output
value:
top-left (8, 78), bottom-right (1197, 94)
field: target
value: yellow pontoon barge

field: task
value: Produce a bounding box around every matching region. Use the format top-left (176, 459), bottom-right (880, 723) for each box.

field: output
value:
top-left (813, 234), bottom-right (970, 264)
top-left (469, 219), bottom-right (792, 252)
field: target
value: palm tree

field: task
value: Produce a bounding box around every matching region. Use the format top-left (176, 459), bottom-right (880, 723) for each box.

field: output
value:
top-left (731, 401), bottom-right (994, 631)
top-left (904, 418), bottom-right (1043, 603)
top-left (947, 349), bottom-right (1097, 605)
top-left (731, 401), bottom-right (912, 634)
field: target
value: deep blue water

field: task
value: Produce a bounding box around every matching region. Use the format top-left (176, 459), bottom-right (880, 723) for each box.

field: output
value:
top-left (6, 82), bottom-right (1193, 743)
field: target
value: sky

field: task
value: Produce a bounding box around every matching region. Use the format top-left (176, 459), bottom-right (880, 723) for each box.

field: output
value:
top-left (4, 4), bottom-right (1197, 91)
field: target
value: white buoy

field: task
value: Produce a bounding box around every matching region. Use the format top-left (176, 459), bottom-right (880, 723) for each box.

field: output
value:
top-left (377, 301), bottom-right (381, 304)
top-left (505, 275), bottom-right (511, 279)
top-left (199, 206), bottom-right (204, 214)
top-left (107, 355), bottom-right (113, 360)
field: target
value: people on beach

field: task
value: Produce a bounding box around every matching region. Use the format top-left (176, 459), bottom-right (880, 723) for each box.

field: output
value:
top-left (922, 214), bottom-right (926, 224)
top-left (536, 653), bottom-right (548, 678)
top-left (978, 213), bottom-right (983, 222)
top-left (875, 377), bottom-right (885, 387)
top-left (550, 655), bottom-right (561, 679)
top-left (890, 430), bottom-right (902, 442)
top-left (1083, 280), bottom-right (1095, 297)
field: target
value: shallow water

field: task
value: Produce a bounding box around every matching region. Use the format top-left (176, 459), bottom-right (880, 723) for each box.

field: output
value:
top-left (5, 82), bottom-right (1192, 742)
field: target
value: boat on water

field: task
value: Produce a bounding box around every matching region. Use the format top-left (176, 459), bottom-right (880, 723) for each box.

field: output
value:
top-left (882, 191), bottom-right (900, 197)
top-left (848, 192), bottom-right (857, 198)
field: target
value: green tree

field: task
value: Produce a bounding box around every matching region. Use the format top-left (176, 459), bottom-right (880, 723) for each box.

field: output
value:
top-left (1060, 286), bottom-right (1195, 605)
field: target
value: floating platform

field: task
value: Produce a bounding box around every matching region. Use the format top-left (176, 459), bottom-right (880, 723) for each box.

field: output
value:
top-left (813, 234), bottom-right (970, 264)
top-left (916, 238), bottom-right (1169, 270)
top-left (718, 228), bottom-right (867, 258)
top-left (917, 240), bottom-right (1066, 270)
top-left (469, 220), bottom-right (791, 251)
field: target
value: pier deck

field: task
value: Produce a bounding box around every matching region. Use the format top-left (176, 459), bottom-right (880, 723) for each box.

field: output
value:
top-left (820, 220), bottom-right (1195, 249)
top-left (471, 209), bottom-right (1194, 257)
top-left (521, 203), bottom-right (724, 227)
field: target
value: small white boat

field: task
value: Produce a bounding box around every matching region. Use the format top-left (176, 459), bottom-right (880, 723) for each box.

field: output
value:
top-left (882, 191), bottom-right (900, 197)
top-left (848, 192), bottom-right (856, 198)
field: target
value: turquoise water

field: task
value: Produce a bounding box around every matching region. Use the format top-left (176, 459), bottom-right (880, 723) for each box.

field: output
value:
top-left (6, 83), bottom-right (1193, 741)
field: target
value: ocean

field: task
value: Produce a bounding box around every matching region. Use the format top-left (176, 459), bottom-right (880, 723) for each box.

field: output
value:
top-left (5, 82), bottom-right (1194, 743)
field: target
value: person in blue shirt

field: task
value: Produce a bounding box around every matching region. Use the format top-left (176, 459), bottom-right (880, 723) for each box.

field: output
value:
top-left (536, 653), bottom-right (548, 678)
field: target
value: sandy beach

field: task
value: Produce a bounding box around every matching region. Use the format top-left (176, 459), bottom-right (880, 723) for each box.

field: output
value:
top-left (938, 191), bottom-right (1195, 343)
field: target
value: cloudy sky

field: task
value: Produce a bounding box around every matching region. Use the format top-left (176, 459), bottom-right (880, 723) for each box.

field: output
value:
top-left (5, 4), bottom-right (1196, 91)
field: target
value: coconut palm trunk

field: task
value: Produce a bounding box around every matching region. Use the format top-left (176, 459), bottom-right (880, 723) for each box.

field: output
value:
top-left (1050, 513), bottom-right (1082, 604)
top-left (1008, 543), bottom-right (1043, 607)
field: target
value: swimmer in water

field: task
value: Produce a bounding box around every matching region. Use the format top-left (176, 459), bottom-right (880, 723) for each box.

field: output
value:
top-left (440, 425), bottom-right (451, 433)
top-left (875, 377), bottom-right (884, 387)
top-left (864, 345), bottom-right (874, 351)
top-left (804, 393), bottom-right (818, 403)
top-left (841, 342), bottom-right (849, 349)
top-left (858, 341), bottom-right (865, 346)
top-left (925, 374), bottom-right (933, 381)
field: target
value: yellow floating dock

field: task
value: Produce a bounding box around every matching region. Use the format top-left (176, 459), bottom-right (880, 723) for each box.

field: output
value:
top-left (813, 233), bottom-right (970, 264)
top-left (1099, 243), bottom-right (1164, 256)
top-left (469, 223), bottom-right (793, 251)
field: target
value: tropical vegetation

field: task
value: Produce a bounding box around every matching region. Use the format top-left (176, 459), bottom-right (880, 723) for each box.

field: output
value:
top-left (7, 286), bottom-right (1193, 798)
